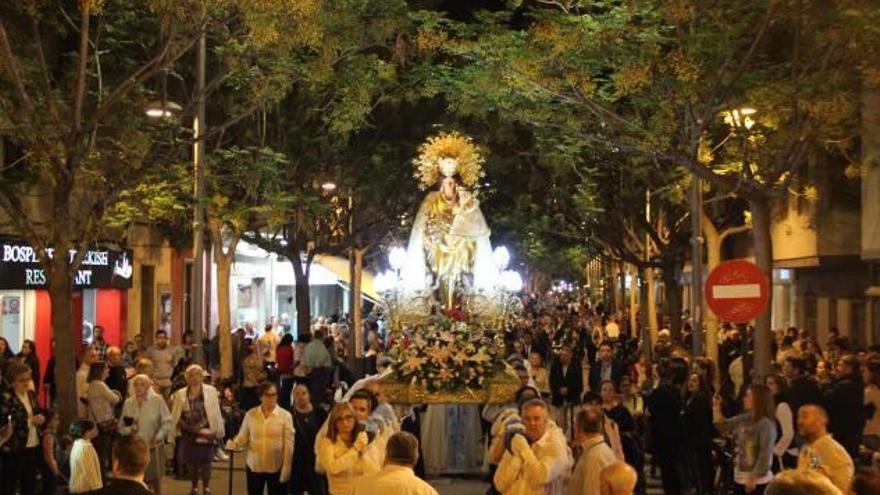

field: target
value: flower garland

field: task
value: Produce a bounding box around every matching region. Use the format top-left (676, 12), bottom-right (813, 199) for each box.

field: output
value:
top-left (390, 316), bottom-right (506, 392)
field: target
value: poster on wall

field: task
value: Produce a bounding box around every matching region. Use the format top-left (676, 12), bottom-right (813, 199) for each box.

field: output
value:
top-left (0, 237), bottom-right (134, 290)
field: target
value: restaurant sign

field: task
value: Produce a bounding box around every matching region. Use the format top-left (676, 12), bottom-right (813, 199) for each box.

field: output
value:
top-left (0, 238), bottom-right (133, 289)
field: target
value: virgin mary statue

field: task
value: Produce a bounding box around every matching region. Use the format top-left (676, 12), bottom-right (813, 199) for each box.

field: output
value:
top-left (402, 132), bottom-right (495, 310)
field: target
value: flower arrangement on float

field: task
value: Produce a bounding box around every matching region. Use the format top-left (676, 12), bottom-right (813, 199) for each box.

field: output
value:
top-left (390, 312), bottom-right (507, 393)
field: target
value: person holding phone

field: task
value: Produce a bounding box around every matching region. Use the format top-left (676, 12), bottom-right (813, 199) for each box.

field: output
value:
top-left (0, 362), bottom-right (46, 495)
top-left (317, 402), bottom-right (381, 495)
top-left (119, 374), bottom-right (171, 495)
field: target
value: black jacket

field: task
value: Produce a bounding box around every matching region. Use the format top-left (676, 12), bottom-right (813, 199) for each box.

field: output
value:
top-left (549, 358), bottom-right (583, 407)
top-left (646, 383), bottom-right (685, 455)
top-left (589, 360), bottom-right (624, 392)
top-left (823, 376), bottom-right (865, 456)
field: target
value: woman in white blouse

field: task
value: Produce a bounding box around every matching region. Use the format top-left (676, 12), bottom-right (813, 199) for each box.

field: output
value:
top-left (317, 402), bottom-right (381, 495)
top-left (226, 381), bottom-right (294, 495)
top-left (86, 361), bottom-right (121, 474)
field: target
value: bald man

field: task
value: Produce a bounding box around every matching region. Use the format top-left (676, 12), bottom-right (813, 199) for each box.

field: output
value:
top-left (600, 462), bottom-right (638, 495)
top-left (796, 404), bottom-right (854, 493)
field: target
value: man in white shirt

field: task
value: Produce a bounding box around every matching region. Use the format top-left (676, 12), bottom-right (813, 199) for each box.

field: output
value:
top-left (352, 432), bottom-right (438, 495)
top-left (796, 404), bottom-right (854, 493)
top-left (227, 381), bottom-right (294, 495)
top-left (494, 398), bottom-right (573, 495)
top-left (566, 406), bottom-right (617, 495)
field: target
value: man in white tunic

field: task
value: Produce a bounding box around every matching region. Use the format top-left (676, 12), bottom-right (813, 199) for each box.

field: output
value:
top-left (494, 398), bottom-right (572, 495)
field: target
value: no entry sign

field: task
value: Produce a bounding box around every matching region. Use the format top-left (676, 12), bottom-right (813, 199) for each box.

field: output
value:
top-left (704, 260), bottom-right (770, 323)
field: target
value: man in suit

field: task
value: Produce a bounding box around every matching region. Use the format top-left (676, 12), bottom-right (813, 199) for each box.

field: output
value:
top-left (550, 347), bottom-right (583, 433)
top-left (91, 435), bottom-right (154, 495)
top-left (589, 343), bottom-right (623, 392)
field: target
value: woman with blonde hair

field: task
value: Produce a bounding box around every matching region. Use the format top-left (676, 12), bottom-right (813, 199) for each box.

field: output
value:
top-left (170, 364), bottom-right (224, 495)
top-left (316, 402), bottom-right (381, 495)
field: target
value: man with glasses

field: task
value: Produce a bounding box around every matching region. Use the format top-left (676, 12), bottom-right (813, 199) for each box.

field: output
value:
top-left (226, 381), bottom-right (294, 495)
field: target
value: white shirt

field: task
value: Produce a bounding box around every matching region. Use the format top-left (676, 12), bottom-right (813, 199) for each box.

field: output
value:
top-left (317, 436), bottom-right (382, 495)
top-left (494, 422), bottom-right (573, 495)
top-left (229, 405), bottom-right (294, 479)
top-left (69, 438), bottom-right (103, 493)
top-left (565, 436), bottom-right (616, 495)
top-left (16, 390), bottom-right (39, 448)
top-left (352, 465), bottom-right (438, 495)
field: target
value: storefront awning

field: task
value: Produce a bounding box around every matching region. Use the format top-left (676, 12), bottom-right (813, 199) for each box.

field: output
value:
top-left (313, 255), bottom-right (380, 303)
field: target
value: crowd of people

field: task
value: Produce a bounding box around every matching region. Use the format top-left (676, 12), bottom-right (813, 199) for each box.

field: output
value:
top-left (0, 291), bottom-right (879, 495)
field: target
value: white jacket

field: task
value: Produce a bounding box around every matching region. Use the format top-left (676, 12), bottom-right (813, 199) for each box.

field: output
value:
top-left (169, 384), bottom-right (225, 442)
top-left (494, 422), bottom-right (573, 495)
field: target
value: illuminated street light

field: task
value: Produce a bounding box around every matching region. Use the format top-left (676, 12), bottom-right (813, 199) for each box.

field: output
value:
top-left (144, 100), bottom-right (182, 119)
top-left (492, 246), bottom-right (510, 270)
top-left (501, 270), bottom-right (523, 292)
top-left (388, 246), bottom-right (407, 271)
top-left (321, 181), bottom-right (337, 193)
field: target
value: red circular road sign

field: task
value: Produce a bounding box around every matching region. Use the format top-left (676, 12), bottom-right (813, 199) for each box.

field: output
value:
top-left (704, 260), bottom-right (770, 323)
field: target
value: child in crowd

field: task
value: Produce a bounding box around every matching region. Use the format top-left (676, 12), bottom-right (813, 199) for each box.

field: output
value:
top-left (68, 420), bottom-right (102, 494)
top-left (41, 411), bottom-right (64, 495)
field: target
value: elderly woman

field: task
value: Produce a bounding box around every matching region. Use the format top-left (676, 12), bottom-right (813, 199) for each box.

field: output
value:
top-left (171, 364), bottom-right (224, 495)
top-left (316, 402), bottom-right (381, 495)
top-left (119, 374), bottom-right (172, 495)
top-left (86, 361), bottom-right (122, 474)
top-left (0, 362), bottom-right (46, 495)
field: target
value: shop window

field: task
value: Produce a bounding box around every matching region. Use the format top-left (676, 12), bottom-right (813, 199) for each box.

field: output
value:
top-left (82, 289), bottom-right (96, 344)
top-left (0, 291), bottom-right (24, 353)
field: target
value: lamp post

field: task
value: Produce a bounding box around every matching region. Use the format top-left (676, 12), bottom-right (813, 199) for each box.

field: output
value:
top-left (191, 17), bottom-right (207, 366)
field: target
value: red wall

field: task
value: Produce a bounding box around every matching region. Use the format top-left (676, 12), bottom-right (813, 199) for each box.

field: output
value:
top-left (95, 289), bottom-right (125, 347)
top-left (34, 289), bottom-right (127, 404)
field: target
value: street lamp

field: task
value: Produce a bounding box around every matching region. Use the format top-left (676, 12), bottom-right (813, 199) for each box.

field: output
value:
top-left (144, 100), bottom-right (182, 119)
top-left (492, 246), bottom-right (511, 271)
top-left (321, 181), bottom-right (337, 193)
top-left (388, 246), bottom-right (407, 272)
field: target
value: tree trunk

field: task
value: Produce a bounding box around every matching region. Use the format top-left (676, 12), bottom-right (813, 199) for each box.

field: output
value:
top-left (292, 254), bottom-right (311, 339)
top-left (638, 265), bottom-right (651, 357)
top-left (348, 247), bottom-right (365, 373)
top-left (628, 264), bottom-right (638, 337)
top-left (702, 213), bottom-right (723, 389)
top-left (749, 197), bottom-right (774, 378)
top-left (215, 251), bottom-right (234, 379)
top-left (646, 267), bottom-right (659, 347)
top-left (662, 261), bottom-right (683, 340)
top-left (48, 246), bottom-right (78, 428)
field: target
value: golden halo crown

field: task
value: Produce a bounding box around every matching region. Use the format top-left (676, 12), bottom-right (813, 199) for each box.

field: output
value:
top-left (413, 131), bottom-right (485, 191)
